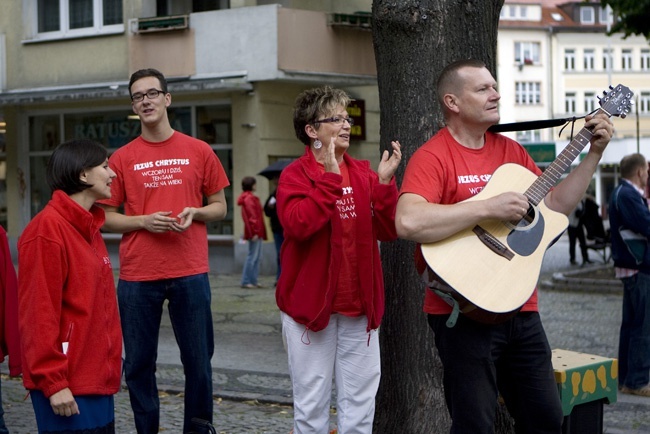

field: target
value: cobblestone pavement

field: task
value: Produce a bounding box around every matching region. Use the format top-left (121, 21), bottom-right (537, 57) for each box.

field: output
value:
top-left (1, 234), bottom-right (649, 433)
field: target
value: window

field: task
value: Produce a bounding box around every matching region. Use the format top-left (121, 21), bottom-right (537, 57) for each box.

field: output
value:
top-left (0, 115), bottom-right (6, 229)
top-left (500, 5), bottom-right (530, 20)
top-left (584, 49), bottom-right (595, 71)
top-left (581, 6), bottom-right (595, 24)
top-left (515, 42), bottom-right (540, 65)
top-left (565, 49), bottom-right (576, 71)
top-left (599, 6), bottom-right (613, 25)
top-left (565, 92), bottom-right (576, 114)
top-left (641, 49), bottom-right (650, 71)
top-left (157, 0), bottom-right (228, 15)
top-left (30, 0), bottom-right (123, 41)
top-left (603, 48), bottom-right (613, 71)
top-left (584, 92), bottom-right (596, 113)
top-left (515, 82), bottom-right (541, 105)
top-left (641, 92), bottom-right (650, 115)
top-left (622, 49), bottom-right (633, 71)
top-left (516, 130), bottom-right (541, 143)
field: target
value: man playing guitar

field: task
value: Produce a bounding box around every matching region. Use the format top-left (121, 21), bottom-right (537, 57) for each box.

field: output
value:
top-left (396, 59), bottom-right (615, 433)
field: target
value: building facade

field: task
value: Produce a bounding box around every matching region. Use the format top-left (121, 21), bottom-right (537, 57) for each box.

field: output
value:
top-left (498, 0), bottom-right (650, 215)
top-left (0, 0), bottom-right (379, 272)
top-left (1, 0), bottom-right (648, 271)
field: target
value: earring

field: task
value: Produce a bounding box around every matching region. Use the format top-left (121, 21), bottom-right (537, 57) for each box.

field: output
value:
top-left (313, 139), bottom-right (322, 149)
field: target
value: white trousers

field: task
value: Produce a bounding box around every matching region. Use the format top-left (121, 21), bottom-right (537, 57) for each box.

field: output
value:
top-left (282, 312), bottom-right (381, 434)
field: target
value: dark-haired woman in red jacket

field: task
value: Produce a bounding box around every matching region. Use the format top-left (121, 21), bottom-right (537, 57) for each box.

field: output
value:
top-left (18, 139), bottom-right (122, 433)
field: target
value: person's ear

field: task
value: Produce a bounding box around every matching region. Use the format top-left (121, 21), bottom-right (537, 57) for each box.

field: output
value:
top-left (305, 123), bottom-right (319, 140)
top-left (443, 94), bottom-right (459, 114)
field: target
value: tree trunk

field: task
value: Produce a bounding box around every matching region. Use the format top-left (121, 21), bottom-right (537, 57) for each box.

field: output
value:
top-left (372, 1), bottom-right (512, 433)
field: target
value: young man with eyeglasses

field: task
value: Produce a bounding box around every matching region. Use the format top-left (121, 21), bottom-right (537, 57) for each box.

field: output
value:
top-left (98, 68), bottom-right (229, 434)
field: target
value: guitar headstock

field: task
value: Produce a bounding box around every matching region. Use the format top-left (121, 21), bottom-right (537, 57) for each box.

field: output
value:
top-left (598, 84), bottom-right (634, 118)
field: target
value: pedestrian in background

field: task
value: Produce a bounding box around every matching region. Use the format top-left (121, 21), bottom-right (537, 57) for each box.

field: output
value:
top-left (568, 196), bottom-right (590, 265)
top-left (608, 153), bottom-right (650, 397)
top-left (17, 139), bottom-right (122, 433)
top-left (276, 86), bottom-right (401, 433)
top-left (238, 176), bottom-right (267, 289)
top-left (0, 224), bottom-right (21, 434)
top-left (264, 176), bottom-right (284, 286)
top-left (98, 68), bottom-right (229, 434)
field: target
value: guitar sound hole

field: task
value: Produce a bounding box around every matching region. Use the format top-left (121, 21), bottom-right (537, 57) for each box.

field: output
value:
top-left (506, 204), bottom-right (539, 232)
top-left (520, 207), bottom-right (535, 226)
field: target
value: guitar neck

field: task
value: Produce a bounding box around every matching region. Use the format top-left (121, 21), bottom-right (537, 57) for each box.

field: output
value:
top-left (525, 108), bottom-right (608, 206)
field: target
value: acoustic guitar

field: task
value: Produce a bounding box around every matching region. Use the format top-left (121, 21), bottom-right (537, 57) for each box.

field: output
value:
top-left (420, 84), bottom-right (633, 324)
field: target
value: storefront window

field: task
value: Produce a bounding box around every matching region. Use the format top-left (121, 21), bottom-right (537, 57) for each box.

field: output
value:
top-left (28, 105), bottom-right (233, 237)
top-left (0, 115), bottom-right (7, 229)
top-left (29, 115), bottom-right (61, 215)
top-left (196, 105), bottom-right (233, 236)
top-left (64, 111), bottom-right (140, 149)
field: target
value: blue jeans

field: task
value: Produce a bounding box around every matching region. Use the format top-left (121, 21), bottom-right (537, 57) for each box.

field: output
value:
top-left (428, 312), bottom-right (563, 434)
top-left (272, 231), bottom-right (284, 281)
top-left (241, 238), bottom-right (262, 286)
top-left (118, 273), bottom-right (214, 434)
top-left (0, 379), bottom-right (8, 434)
top-left (619, 272), bottom-right (650, 389)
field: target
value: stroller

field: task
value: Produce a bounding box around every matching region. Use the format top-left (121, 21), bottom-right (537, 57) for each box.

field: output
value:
top-left (190, 417), bottom-right (217, 434)
top-left (581, 196), bottom-right (611, 262)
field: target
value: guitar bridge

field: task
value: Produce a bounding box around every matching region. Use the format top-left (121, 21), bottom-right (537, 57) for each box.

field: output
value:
top-left (472, 225), bottom-right (515, 260)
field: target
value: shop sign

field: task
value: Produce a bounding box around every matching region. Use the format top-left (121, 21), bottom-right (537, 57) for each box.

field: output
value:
top-left (347, 99), bottom-right (366, 141)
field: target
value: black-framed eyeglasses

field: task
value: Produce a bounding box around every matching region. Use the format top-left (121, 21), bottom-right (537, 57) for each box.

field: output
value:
top-left (314, 116), bottom-right (354, 126)
top-left (131, 89), bottom-right (166, 102)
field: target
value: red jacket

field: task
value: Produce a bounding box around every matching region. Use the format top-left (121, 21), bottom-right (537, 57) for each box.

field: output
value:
top-left (0, 226), bottom-right (21, 376)
top-left (276, 148), bottom-right (398, 332)
top-left (237, 191), bottom-right (267, 240)
top-left (18, 191), bottom-right (122, 398)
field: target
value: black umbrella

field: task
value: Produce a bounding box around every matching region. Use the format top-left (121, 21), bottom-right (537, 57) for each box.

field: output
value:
top-left (258, 159), bottom-right (294, 180)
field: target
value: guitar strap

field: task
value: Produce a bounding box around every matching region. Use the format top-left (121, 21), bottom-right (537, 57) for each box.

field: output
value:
top-left (487, 118), bottom-right (568, 133)
top-left (424, 277), bottom-right (460, 328)
top-left (486, 115), bottom-right (588, 134)
top-left (433, 289), bottom-right (460, 328)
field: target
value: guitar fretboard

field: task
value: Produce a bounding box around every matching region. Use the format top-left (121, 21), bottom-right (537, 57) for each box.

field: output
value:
top-left (525, 108), bottom-right (606, 206)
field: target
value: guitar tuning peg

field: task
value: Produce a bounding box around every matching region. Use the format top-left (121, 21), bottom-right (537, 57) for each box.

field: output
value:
top-left (609, 85), bottom-right (614, 89)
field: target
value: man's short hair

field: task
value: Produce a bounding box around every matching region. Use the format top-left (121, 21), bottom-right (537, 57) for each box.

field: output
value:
top-left (436, 59), bottom-right (487, 107)
top-left (46, 139), bottom-right (108, 195)
top-left (128, 68), bottom-right (168, 98)
top-left (620, 153), bottom-right (647, 179)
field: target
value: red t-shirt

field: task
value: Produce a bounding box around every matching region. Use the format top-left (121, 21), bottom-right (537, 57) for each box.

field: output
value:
top-left (99, 131), bottom-right (230, 281)
top-left (400, 127), bottom-right (542, 315)
top-left (332, 161), bottom-right (363, 316)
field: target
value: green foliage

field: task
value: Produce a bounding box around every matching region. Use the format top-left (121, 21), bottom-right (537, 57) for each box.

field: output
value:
top-left (600, 0), bottom-right (650, 40)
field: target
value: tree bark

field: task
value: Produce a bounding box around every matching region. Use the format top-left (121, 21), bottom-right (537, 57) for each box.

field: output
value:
top-left (372, 1), bottom-right (512, 433)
